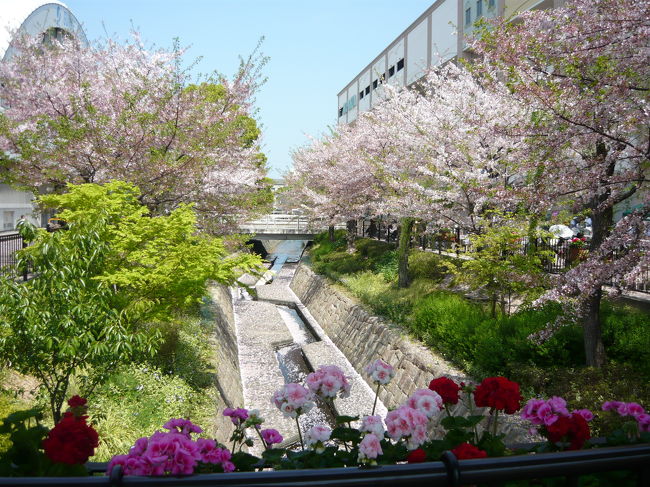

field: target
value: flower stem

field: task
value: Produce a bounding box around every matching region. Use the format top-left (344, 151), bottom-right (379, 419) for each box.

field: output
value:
top-left (295, 416), bottom-right (304, 451)
top-left (371, 383), bottom-right (381, 416)
top-left (254, 425), bottom-right (268, 450)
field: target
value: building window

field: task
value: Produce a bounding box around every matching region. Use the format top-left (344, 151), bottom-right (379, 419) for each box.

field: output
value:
top-left (397, 59), bottom-right (404, 71)
top-left (488, 0), bottom-right (495, 8)
top-left (338, 107), bottom-right (343, 117)
top-left (373, 79), bottom-right (378, 89)
top-left (388, 65), bottom-right (395, 77)
top-left (465, 7), bottom-right (472, 26)
top-left (359, 90), bottom-right (364, 99)
top-left (365, 86), bottom-right (370, 95)
top-left (476, 0), bottom-right (483, 17)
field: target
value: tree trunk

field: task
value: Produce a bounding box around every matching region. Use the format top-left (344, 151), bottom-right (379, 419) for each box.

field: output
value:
top-left (583, 289), bottom-right (606, 367)
top-left (328, 225), bottom-right (335, 242)
top-left (397, 217), bottom-right (414, 288)
top-left (346, 220), bottom-right (357, 252)
top-left (581, 205), bottom-right (612, 367)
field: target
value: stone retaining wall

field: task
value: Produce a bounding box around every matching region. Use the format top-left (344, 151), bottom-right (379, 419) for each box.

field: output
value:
top-left (290, 264), bottom-right (528, 441)
top-left (206, 283), bottom-right (243, 444)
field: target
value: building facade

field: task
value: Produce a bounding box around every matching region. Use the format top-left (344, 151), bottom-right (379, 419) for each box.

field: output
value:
top-left (337, 0), bottom-right (565, 125)
top-left (0, 1), bottom-right (87, 231)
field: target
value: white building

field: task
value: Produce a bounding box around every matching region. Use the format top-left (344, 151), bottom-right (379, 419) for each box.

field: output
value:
top-left (337, 0), bottom-right (565, 125)
top-left (0, 1), bottom-right (87, 231)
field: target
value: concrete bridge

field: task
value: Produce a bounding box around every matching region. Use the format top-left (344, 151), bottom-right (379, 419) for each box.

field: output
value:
top-left (239, 213), bottom-right (341, 240)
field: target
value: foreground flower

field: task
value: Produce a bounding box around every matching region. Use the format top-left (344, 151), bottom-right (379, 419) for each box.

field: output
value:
top-left (223, 407), bottom-right (249, 426)
top-left (428, 377), bottom-right (461, 406)
top-left (261, 428), bottom-right (283, 447)
top-left (474, 377), bottom-right (522, 414)
top-left (360, 415), bottom-right (385, 437)
top-left (42, 406), bottom-right (99, 465)
top-left (305, 424), bottom-right (331, 453)
top-left (272, 383), bottom-right (315, 419)
top-left (406, 448), bottom-right (427, 463)
top-left (306, 365), bottom-right (351, 400)
top-left (385, 406), bottom-right (428, 450)
top-left (365, 359), bottom-right (395, 415)
top-left (406, 389), bottom-right (443, 419)
top-left (358, 433), bottom-right (383, 463)
top-left (163, 418), bottom-right (203, 437)
top-left (451, 443), bottom-right (488, 460)
top-left (546, 413), bottom-right (590, 450)
top-left (365, 359), bottom-right (395, 385)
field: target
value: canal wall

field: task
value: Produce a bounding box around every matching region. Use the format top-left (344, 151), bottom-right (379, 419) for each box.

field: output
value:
top-left (289, 264), bottom-right (529, 441)
top-left (206, 283), bottom-right (244, 444)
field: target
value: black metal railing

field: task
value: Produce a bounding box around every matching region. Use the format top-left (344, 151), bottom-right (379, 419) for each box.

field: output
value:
top-left (1, 443), bottom-right (648, 486)
top-left (0, 232), bottom-right (27, 281)
top-left (355, 218), bottom-right (650, 293)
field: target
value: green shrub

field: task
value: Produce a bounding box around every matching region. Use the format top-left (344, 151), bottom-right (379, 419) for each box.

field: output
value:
top-left (90, 364), bottom-right (214, 461)
top-left (408, 250), bottom-right (452, 282)
top-left (601, 300), bottom-right (650, 378)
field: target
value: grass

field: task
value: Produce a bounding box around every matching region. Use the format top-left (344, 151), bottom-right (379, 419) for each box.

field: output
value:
top-left (308, 231), bottom-right (650, 419)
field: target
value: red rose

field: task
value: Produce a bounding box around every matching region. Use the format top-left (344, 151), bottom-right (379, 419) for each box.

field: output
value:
top-left (429, 377), bottom-right (461, 405)
top-left (406, 448), bottom-right (427, 463)
top-left (67, 395), bottom-right (87, 408)
top-left (42, 414), bottom-right (99, 465)
top-left (473, 377), bottom-right (522, 414)
top-left (546, 413), bottom-right (590, 450)
top-left (451, 443), bottom-right (488, 460)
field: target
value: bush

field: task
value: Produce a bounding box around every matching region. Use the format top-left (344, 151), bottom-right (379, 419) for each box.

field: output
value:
top-left (90, 364), bottom-right (214, 461)
top-left (601, 301), bottom-right (650, 377)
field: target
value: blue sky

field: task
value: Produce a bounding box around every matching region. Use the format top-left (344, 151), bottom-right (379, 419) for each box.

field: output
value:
top-left (64, 1), bottom-right (434, 178)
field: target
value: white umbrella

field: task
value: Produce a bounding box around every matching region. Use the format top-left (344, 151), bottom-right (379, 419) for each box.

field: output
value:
top-left (549, 224), bottom-right (575, 239)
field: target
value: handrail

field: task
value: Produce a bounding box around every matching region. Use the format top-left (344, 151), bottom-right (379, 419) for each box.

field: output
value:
top-left (3, 443), bottom-right (647, 486)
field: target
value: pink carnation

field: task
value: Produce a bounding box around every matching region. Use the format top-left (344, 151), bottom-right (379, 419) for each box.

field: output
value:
top-left (358, 433), bottom-right (383, 461)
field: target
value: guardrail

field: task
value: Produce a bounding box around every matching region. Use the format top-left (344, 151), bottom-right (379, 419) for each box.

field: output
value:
top-left (2, 443), bottom-right (648, 486)
top-left (0, 232), bottom-right (27, 281)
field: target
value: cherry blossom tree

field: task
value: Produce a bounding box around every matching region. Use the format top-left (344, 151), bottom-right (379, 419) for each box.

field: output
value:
top-left (0, 34), bottom-right (271, 233)
top-left (473, 0), bottom-right (650, 366)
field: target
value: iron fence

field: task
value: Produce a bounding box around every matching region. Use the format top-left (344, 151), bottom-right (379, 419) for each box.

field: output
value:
top-left (1, 443), bottom-right (648, 486)
top-left (0, 232), bottom-right (27, 281)
top-left (355, 218), bottom-right (649, 294)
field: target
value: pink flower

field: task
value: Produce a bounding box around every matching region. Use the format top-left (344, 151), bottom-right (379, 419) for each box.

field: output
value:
top-left (272, 383), bottom-right (315, 418)
top-left (385, 406), bottom-right (429, 450)
top-left (305, 365), bottom-right (351, 399)
top-left (223, 407), bottom-right (249, 425)
top-left (162, 418), bottom-right (203, 438)
top-left (305, 424), bottom-right (332, 451)
top-left (636, 413), bottom-right (650, 433)
top-left (358, 433), bottom-right (383, 461)
top-left (626, 403), bottom-right (645, 418)
top-left (602, 401), bottom-right (625, 412)
top-left (547, 396), bottom-right (569, 416)
top-left (261, 428), bottom-right (283, 446)
top-left (365, 359), bottom-right (395, 385)
top-left (361, 415), bottom-right (385, 437)
top-left (521, 399), bottom-right (546, 425)
top-left (406, 389), bottom-right (443, 418)
top-left (572, 409), bottom-right (594, 422)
